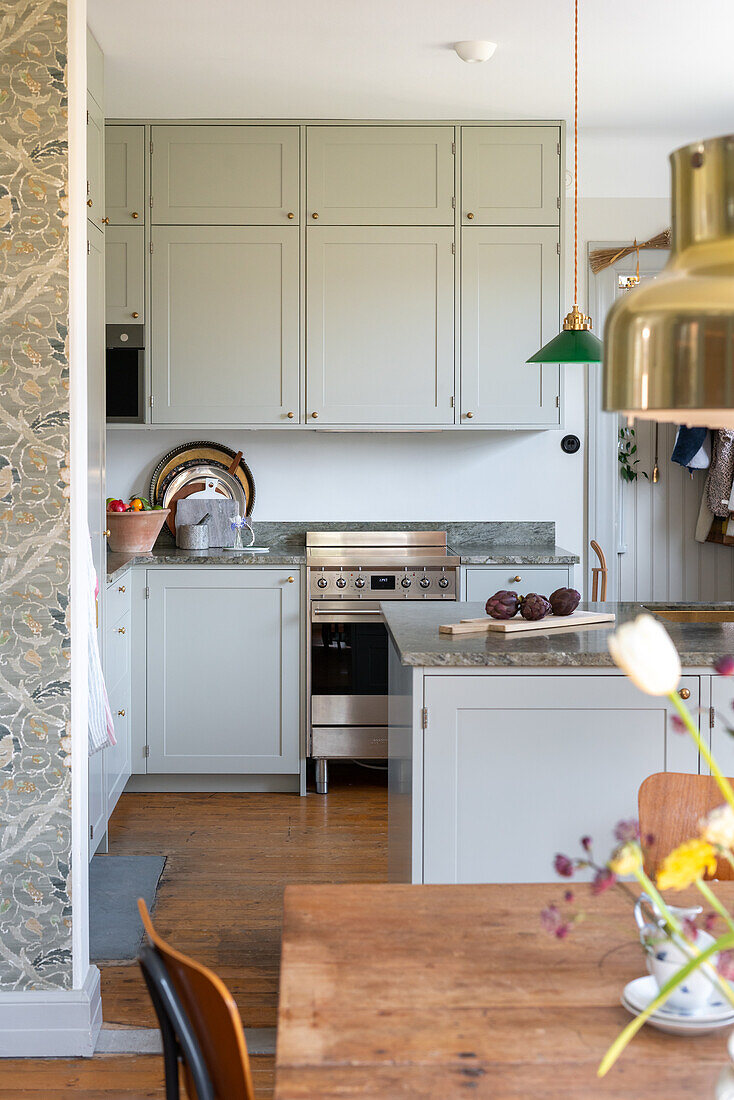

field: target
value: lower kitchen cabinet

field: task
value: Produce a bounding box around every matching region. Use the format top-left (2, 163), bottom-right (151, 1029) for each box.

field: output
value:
top-left (462, 564), bottom-right (571, 603)
top-left (421, 673), bottom-right (700, 883)
top-left (145, 568), bottom-right (300, 773)
top-left (88, 746), bottom-right (106, 859)
top-left (104, 570), bottom-right (133, 821)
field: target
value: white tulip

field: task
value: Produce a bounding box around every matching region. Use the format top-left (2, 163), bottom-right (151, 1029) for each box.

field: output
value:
top-left (607, 614), bottom-right (681, 696)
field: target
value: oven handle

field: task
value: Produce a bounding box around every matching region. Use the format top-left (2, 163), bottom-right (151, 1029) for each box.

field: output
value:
top-left (311, 608), bottom-right (383, 622)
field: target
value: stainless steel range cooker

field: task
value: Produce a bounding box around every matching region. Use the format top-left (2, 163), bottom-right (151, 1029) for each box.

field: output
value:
top-left (306, 531), bottom-right (459, 793)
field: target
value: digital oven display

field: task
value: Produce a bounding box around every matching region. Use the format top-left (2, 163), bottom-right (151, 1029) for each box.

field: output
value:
top-left (370, 575), bottom-right (396, 591)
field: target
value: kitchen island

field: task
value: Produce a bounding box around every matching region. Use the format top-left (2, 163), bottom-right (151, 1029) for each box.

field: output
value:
top-left (384, 601), bottom-right (734, 884)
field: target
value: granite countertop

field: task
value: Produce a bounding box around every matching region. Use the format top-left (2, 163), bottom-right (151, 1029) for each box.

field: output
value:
top-left (381, 601), bottom-right (734, 669)
top-left (448, 542), bottom-right (578, 565)
top-left (107, 547), bottom-right (305, 583)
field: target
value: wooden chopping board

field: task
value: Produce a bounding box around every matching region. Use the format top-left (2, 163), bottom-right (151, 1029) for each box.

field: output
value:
top-left (439, 609), bottom-right (616, 635)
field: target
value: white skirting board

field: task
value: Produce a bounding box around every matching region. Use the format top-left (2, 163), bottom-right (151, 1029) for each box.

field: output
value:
top-left (0, 965), bottom-right (102, 1057)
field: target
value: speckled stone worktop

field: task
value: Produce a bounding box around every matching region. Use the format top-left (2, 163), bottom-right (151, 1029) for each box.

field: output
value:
top-left (106, 547), bottom-right (305, 583)
top-left (381, 601), bottom-right (734, 669)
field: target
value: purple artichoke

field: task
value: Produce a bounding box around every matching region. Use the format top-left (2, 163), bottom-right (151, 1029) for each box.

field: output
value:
top-left (519, 593), bottom-right (551, 621)
top-left (485, 590), bottom-right (520, 620)
top-left (549, 587), bottom-right (581, 616)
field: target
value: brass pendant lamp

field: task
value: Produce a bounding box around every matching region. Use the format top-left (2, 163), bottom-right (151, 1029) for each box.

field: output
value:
top-left (527, 0), bottom-right (602, 365)
top-left (603, 134), bottom-right (734, 428)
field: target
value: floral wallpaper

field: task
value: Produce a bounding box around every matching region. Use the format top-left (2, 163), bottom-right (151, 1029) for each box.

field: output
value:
top-left (0, 0), bottom-right (72, 989)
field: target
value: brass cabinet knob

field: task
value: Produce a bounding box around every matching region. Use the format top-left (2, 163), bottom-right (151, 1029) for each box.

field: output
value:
top-left (118, 627), bottom-right (126, 635)
top-left (312, 212), bottom-right (319, 219)
top-left (312, 411), bottom-right (319, 418)
top-left (465, 411), bottom-right (474, 419)
top-left (118, 585), bottom-right (126, 593)
top-left (678, 687), bottom-right (691, 700)
top-left (118, 709), bottom-right (126, 717)
top-left (512, 576), bottom-right (522, 583)
top-left (287, 212), bottom-right (295, 219)
top-left (131, 211), bottom-right (139, 219)
top-left (287, 411), bottom-right (294, 419)
top-left (101, 217), bottom-right (109, 225)
top-left (132, 312), bottom-right (139, 318)
top-left (103, 529), bottom-right (111, 537)
top-left (287, 576), bottom-right (295, 583)
top-left (87, 198), bottom-right (93, 207)
top-left (466, 212), bottom-right (475, 219)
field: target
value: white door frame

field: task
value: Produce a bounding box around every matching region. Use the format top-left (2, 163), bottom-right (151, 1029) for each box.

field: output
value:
top-left (586, 244), bottom-right (669, 599)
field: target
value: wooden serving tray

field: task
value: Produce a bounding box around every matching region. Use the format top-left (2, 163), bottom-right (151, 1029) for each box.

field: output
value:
top-left (439, 610), bottom-right (616, 636)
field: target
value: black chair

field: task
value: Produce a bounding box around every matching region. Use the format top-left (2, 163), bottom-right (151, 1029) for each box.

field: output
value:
top-left (138, 942), bottom-right (214, 1100)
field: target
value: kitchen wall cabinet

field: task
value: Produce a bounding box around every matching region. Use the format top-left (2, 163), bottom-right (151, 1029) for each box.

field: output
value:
top-left (150, 226), bottom-right (299, 424)
top-left (306, 226), bottom-right (455, 426)
top-left (306, 125), bottom-right (455, 225)
top-left (86, 93), bottom-right (105, 233)
top-left (461, 125), bottom-right (561, 225)
top-left (462, 564), bottom-right (571, 603)
top-left (151, 125), bottom-right (299, 225)
top-left (461, 226), bottom-right (560, 427)
top-left (105, 226), bottom-right (145, 325)
top-left (105, 125), bottom-right (145, 225)
top-left (145, 568), bottom-right (300, 774)
top-left (421, 673), bottom-right (700, 883)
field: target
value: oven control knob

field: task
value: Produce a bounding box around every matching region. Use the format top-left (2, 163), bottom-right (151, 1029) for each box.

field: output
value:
top-left (401, 577), bottom-right (412, 588)
top-left (419, 577), bottom-right (431, 588)
top-left (354, 577), bottom-right (366, 588)
top-left (316, 577), bottom-right (328, 588)
top-left (335, 577), bottom-right (347, 588)
top-left (438, 576), bottom-right (450, 589)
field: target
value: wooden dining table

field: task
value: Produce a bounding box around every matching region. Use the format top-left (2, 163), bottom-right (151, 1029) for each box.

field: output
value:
top-left (274, 882), bottom-right (734, 1098)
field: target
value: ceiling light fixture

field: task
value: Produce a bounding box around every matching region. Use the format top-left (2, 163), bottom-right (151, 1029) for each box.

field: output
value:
top-left (454, 40), bottom-right (496, 64)
top-left (527, 0), bottom-right (602, 365)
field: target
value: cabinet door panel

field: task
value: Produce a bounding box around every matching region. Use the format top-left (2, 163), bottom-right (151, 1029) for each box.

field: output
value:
top-left (106, 226), bottom-right (144, 325)
top-left (105, 125), bottom-right (145, 225)
top-left (146, 569), bottom-right (300, 773)
top-left (461, 125), bottom-right (560, 225)
top-left (152, 125), bottom-right (299, 224)
top-left (461, 226), bottom-right (560, 427)
top-left (463, 566), bottom-right (570, 603)
top-left (306, 227), bottom-right (455, 425)
top-left (89, 749), bottom-right (106, 859)
top-left (86, 93), bottom-right (105, 232)
top-left (107, 676), bottom-right (131, 817)
top-left (423, 674), bottom-right (700, 884)
top-left (307, 126), bottom-right (454, 225)
top-left (151, 226), bottom-right (299, 424)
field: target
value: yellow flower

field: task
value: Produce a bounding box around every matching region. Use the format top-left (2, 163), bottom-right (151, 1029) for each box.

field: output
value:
top-left (608, 842), bottom-right (642, 876)
top-left (657, 839), bottom-right (717, 891)
top-left (700, 804), bottom-right (734, 850)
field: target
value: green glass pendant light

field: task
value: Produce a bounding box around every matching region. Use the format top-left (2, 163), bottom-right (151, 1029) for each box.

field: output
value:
top-left (527, 0), bottom-right (603, 365)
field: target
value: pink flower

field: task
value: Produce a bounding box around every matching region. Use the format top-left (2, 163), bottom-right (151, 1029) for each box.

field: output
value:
top-left (718, 949), bottom-right (734, 980)
top-left (714, 656), bottom-right (734, 677)
top-left (591, 869), bottom-right (616, 895)
top-left (614, 819), bottom-right (640, 843)
top-left (554, 854), bottom-right (575, 878)
top-left (540, 905), bottom-right (561, 934)
top-left (581, 836), bottom-right (592, 852)
top-left (555, 923), bottom-right (571, 939)
top-left (682, 917), bottom-right (699, 942)
top-left (704, 912), bottom-right (718, 933)
top-left (670, 715), bottom-right (686, 734)
top-left (564, 890), bottom-right (574, 903)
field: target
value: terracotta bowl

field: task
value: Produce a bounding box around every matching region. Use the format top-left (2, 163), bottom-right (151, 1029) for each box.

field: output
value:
top-left (106, 509), bottom-right (170, 553)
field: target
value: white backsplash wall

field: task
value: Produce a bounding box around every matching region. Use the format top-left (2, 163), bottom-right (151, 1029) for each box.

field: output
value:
top-left (106, 418), bottom-right (586, 550)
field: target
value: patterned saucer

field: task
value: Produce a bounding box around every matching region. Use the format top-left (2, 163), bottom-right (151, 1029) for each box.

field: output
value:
top-left (623, 976), bottom-right (734, 1036)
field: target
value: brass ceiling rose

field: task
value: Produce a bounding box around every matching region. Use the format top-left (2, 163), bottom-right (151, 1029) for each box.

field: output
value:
top-left (603, 133), bottom-right (734, 428)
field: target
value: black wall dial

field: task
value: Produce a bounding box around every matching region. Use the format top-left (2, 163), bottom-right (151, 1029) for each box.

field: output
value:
top-left (561, 434), bottom-right (581, 454)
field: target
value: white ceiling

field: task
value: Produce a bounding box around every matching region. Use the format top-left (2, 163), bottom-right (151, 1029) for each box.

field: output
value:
top-left (90, 0), bottom-right (734, 132)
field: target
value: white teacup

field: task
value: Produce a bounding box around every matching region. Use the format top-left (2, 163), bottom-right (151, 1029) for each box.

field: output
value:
top-left (634, 894), bottom-right (719, 1012)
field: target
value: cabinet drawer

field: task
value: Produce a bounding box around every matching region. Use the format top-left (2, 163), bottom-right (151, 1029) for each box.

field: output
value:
top-left (106, 609), bottom-right (131, 691)
top-left (106, 575), bottom-right (132, 626)
top-left (463, 566), bottom-right (570, 603)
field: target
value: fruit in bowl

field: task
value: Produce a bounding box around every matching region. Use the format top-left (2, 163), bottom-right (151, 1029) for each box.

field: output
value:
top-left (105, 495), bottom-right (170, 553)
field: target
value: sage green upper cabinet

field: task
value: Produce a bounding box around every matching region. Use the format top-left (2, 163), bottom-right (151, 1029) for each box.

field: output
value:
top-left (151, 226), bottom-right (299, 424)
top-left (306, 227), bottom-right (455, 426)
top-left (461, 226), bottom-right (560, 427)
top-left (461, 125), bottom-right (560, 225)
top-left (106, 226), bottom-right (144, 325)
top-left (151, 125), bottom-right (299, 224)
top-left (105, 125), bottom-right (145, 225)
top-left (86, 92), bottom-right (105, 232)
top-left (306, 126), bottom-right (455, 225)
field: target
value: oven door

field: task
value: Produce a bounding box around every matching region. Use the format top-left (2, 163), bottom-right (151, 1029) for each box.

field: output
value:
top-left (310, 602), bottom-right (388, 759)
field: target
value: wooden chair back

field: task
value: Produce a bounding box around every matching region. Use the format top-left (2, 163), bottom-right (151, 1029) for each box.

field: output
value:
top-left (138, 899), bottom-right (255, 1100)
top-left (638, 772), bottom-right (734, 881)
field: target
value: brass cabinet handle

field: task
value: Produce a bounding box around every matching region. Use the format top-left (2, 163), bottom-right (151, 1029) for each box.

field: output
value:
top-left (87, 198), bottom-right (93, 207)
top-left (132, 312), bottom-right (139, 318)
top-left (466, 212), bottom-right (475, 219)
top-left (312, 411), bottom-right (319, 418)
top-left (287, 411), bottom-right (294, 419)
top-left (287, 212), bottom-right (295, 219)
top-left (465, 412), bottom-right (474, 419)
top-left (101, 217), bottom-right (109, 225)
top-left (512, 575), bottom-right (522, 583)
top-left (104, 528), bottom-right (111, 537)
top-left (287, 576), bottom-right (295, 583)
top-left (118, 627), bottom-right (126, 635)
top-left (118, 585), bottom-right (126, 593)
top-left (678, 688), bottom-right (691, 700)
top-left (118, 709), bottom-right (126, 717)
top-left (131, 211), bottom-right (139, 219)
top-left (312, 212), bottom-right (319, 219)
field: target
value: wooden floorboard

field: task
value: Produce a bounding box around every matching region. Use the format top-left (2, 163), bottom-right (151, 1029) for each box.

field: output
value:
top-left (1, 764), bottom-right (386, 1097)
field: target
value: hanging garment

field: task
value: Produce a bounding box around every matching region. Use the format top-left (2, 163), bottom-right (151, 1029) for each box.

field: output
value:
top-left (706, 430), bottom-right (734, 518)
top-left (672, 426), bottom-right (710, 471)
top-left (87, 532), bottom-right (116, 755)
